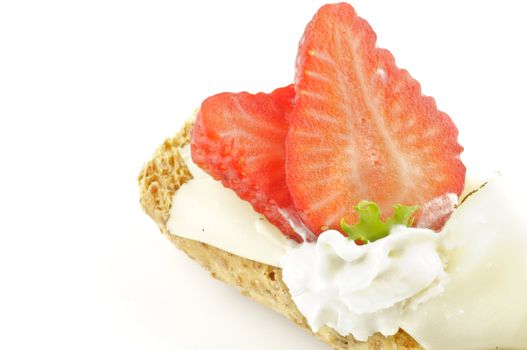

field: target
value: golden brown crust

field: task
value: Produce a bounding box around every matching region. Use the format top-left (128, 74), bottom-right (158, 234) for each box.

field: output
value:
top-left (138, 120), bottom-right (422, 350)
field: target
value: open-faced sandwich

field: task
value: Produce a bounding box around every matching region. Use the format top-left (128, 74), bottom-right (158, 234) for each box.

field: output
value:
top-left (138, 3), bottom-right (527, 349)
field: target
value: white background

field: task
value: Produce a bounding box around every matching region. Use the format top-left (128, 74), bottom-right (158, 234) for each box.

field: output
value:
top-left (1, 1), bottom-right (526, 349)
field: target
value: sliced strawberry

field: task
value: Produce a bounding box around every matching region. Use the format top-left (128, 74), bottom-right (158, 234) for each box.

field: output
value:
top-left (286, 3), bottom-right (466, 234)
top-left (191, 85), bottom-right (303, 242)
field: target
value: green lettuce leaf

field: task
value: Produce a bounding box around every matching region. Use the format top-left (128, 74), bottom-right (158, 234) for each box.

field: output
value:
top-left (340, 201), bottom-right (418, 244)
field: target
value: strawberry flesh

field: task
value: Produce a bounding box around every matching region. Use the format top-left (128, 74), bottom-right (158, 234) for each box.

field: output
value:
top-left (286, 3), bottom-right (466, 234)
top-left (191, 85), bottom-right (303, 242)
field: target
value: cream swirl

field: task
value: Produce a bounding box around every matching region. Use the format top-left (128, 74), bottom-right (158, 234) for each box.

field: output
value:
top-left (281, 227), bottom-right (448, 341)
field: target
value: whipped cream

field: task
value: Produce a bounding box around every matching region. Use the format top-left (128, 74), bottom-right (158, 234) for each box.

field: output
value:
top-left (166, 145), bottom-right (294, 267)
top-left (281, 227), bottom-right (448, 341)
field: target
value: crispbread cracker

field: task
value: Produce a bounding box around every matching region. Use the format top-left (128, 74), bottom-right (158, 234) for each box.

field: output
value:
top-left (138, 120), bottom-right (422, 350)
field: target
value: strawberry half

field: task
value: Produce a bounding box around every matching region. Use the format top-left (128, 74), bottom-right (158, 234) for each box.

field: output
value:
top-left (286, 3), bottom-right (466, 234)
top-left (191, 85), bottom-right (303, 242)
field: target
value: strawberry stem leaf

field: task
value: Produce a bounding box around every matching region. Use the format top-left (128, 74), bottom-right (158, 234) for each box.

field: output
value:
top-left (340, 201), bottom-right (419, 244)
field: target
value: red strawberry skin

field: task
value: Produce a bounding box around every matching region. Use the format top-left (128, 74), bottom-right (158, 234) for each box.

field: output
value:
top-left (286, 3), bottom-right (466, 234)
top-left (191, 85), bottom-right (302, 242)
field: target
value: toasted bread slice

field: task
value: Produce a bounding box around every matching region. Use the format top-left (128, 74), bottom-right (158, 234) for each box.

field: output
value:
top-left (138, 120), bottom-right (422, 350)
